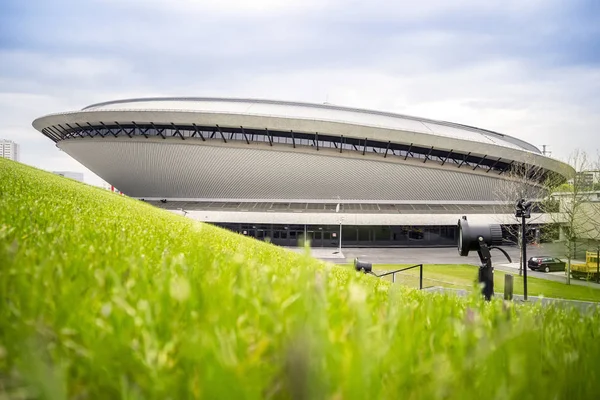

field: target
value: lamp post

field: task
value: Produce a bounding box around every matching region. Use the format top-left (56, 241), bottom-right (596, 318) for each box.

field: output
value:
top-left (336, 203), bottom-right (342, 253)
top-left (515, 199), bottom-right (532, 300)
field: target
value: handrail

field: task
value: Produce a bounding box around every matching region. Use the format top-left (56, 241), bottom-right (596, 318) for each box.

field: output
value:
top-left (373, 264), bottom-right (423, 289)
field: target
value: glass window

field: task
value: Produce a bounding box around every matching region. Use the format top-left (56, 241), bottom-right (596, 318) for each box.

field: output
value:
top-left (358, 227), bottom-right (370, 241)
top-left (374, 226), bottom-right (391, 241)
top-left (342, 226), bottom-right (357, 242)
top-left (408, 227), bottom-right (424, 241)
top-left (392, 229), bottom-right (407, 241)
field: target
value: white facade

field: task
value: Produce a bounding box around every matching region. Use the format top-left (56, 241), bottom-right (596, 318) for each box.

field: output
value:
top-left (0, 139), bottom-right (19, 161)
top-left (30, 97), bottom-right (576, 247)
top-left (32, 97), bottom-right (574, 200)
top-left (577, 171), bottom-right (600, 186)
top-left (34, 98), bottom-right (573, 177)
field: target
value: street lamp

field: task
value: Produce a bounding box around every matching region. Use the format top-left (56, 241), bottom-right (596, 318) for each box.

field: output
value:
top-left (515, 198), bottom-right (533, 300)
top-left (335, 202), bottom-right (343, 253)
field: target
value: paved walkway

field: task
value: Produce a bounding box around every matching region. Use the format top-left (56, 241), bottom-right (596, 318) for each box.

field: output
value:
top-left (284, 247), bottom-right (346, 259)
top-left (495, 262), bottom-right (600, 289)
top-left (424, 287), bottom-right (600, 311)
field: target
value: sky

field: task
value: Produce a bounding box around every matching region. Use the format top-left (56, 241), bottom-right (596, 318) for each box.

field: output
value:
top-left (1, 0), bottom-right (599, 186)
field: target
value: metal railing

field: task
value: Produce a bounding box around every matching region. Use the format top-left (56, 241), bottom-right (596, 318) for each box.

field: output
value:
top-left (375, 264), bottom-right (424, 289)
top-left (354, 259), bottom-right (424, 289)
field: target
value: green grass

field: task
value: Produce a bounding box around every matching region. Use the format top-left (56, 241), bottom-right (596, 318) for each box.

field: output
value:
top-left (2, 157), bottom-right (600, 399)
top-left (374, 264), bottom-right (600, 302)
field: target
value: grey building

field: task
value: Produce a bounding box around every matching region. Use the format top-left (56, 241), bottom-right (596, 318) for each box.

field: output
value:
top-left (32, 97), bottom-right (574, 247)
top-left (52, 171), bottom-right (84, 182)
top-left (1, 139), bottom-right (20, 162)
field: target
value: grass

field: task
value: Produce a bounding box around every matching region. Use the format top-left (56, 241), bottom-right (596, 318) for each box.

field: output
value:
top-left (374, 264), bottom-right (600, 302)
top-left (2, 156), bottom-right (600, 399)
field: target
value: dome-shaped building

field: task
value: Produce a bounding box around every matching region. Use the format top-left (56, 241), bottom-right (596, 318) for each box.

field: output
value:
top-left (33, 97), bottom-right (573, 247)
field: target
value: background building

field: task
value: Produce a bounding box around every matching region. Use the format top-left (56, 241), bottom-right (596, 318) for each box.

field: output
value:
top-left (552, 190), bottom-right (600, 258)
top-left (52, 171), bottom-right (84, 182)
top-left (574, 170), bottom-right (600, 189)
top-left (1, 139), bottom-right (20, 161)
top-left (33, 97), bottom-right (574, 247)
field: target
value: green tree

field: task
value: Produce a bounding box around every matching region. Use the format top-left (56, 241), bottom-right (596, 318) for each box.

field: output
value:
top-left (493, 158), bottom-right (563, 276)
top-left (549, 150), bottom-right (600, 284)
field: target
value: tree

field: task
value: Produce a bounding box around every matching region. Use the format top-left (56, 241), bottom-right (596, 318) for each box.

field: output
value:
top-left (492, 159), bottom-right (562, 275)
top-left (573, 157), bottom-right (600, 282)
top-left (548, 150), bottom-right (600, 284)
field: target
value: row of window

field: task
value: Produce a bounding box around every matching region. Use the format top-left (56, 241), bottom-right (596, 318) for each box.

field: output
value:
top-left (211, 223), bottom-right (458, 247)
top-left (44, 124), bottom-right (520, 175)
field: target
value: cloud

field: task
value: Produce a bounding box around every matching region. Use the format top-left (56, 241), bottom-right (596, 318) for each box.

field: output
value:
top-left (231, 61), bottom-right (600, 157)
top-left (1, 0), bottom-right (599, 186)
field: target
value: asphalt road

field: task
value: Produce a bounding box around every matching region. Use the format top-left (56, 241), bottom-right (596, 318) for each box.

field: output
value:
top-left (339, 242), bottom-right (567, 265)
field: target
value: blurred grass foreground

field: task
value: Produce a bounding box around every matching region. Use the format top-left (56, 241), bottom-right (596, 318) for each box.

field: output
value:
top-left (1, 157), bottom-right (600, 399)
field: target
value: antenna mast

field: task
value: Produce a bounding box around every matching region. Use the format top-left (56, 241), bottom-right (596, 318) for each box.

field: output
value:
top-left (541, 145), bottom-right (552, 157)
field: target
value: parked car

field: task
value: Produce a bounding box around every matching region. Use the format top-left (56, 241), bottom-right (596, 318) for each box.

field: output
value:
top-left (528, 256), bottom-right (566, 273)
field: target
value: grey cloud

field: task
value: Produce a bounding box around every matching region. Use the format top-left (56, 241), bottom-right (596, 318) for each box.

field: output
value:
top-left (1, 0), bottom-right (599, 185)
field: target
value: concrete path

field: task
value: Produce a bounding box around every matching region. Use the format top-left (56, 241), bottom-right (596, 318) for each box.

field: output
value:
top-left (284, 247), bottom-right (345, 259)
top-left (287, 243), bottom-right (556, 265)
top-left (424, 287), bottom-right (600, 311)
top-left (337, 244), bottom-right (563, 265)
top-left (494, 263), bottom-right (600, 289)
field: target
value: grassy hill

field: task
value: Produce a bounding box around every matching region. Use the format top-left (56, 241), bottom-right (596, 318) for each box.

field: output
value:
top-left (1, 157), bottom-right (600, 399)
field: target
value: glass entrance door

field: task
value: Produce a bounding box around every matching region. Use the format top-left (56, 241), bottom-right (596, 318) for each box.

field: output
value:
top-left (306, 230), bottom-right (323, 247)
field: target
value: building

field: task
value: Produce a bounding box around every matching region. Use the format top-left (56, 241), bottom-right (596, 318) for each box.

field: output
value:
top-left (553, 190), bottom-right (600, 251)
top-left (574, 171), bottom-right (600, 188)
top-left (52, 171), bottom-right (84, 182)
top-left (0, 139), bottom-right (19, 161)
top-left (32, 97), bottom-right (574, 247)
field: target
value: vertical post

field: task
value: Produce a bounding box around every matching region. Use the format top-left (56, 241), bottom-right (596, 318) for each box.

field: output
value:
top-left (339, 220), bottom-right (342, 253)
top-left (419, 264), bottom-right (423, 290)
top-left (597, 248), bottom-right (599, 284)
top-left (392, 273), bottom-right (396, 283)
top-left (479, 260), bottom-right (494, 300)
top-left (304, 224), bottom-right (307, 246)
top-left (335, 201), bottom-right (342, 254)
top-left (522, 215), bottom-right (528, 300)
top-left (477, 240), bottom-right (494, 301)
top-left (504, 274), bottom-right (514, 300)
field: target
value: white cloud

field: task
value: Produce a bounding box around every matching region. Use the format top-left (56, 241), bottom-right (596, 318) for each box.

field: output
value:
top-left (108, 0), bottom-right (330, 16)
top-left (229, 61), bottom-right (600, 163)
top-left (118, 0), bottom-right (556, 19)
